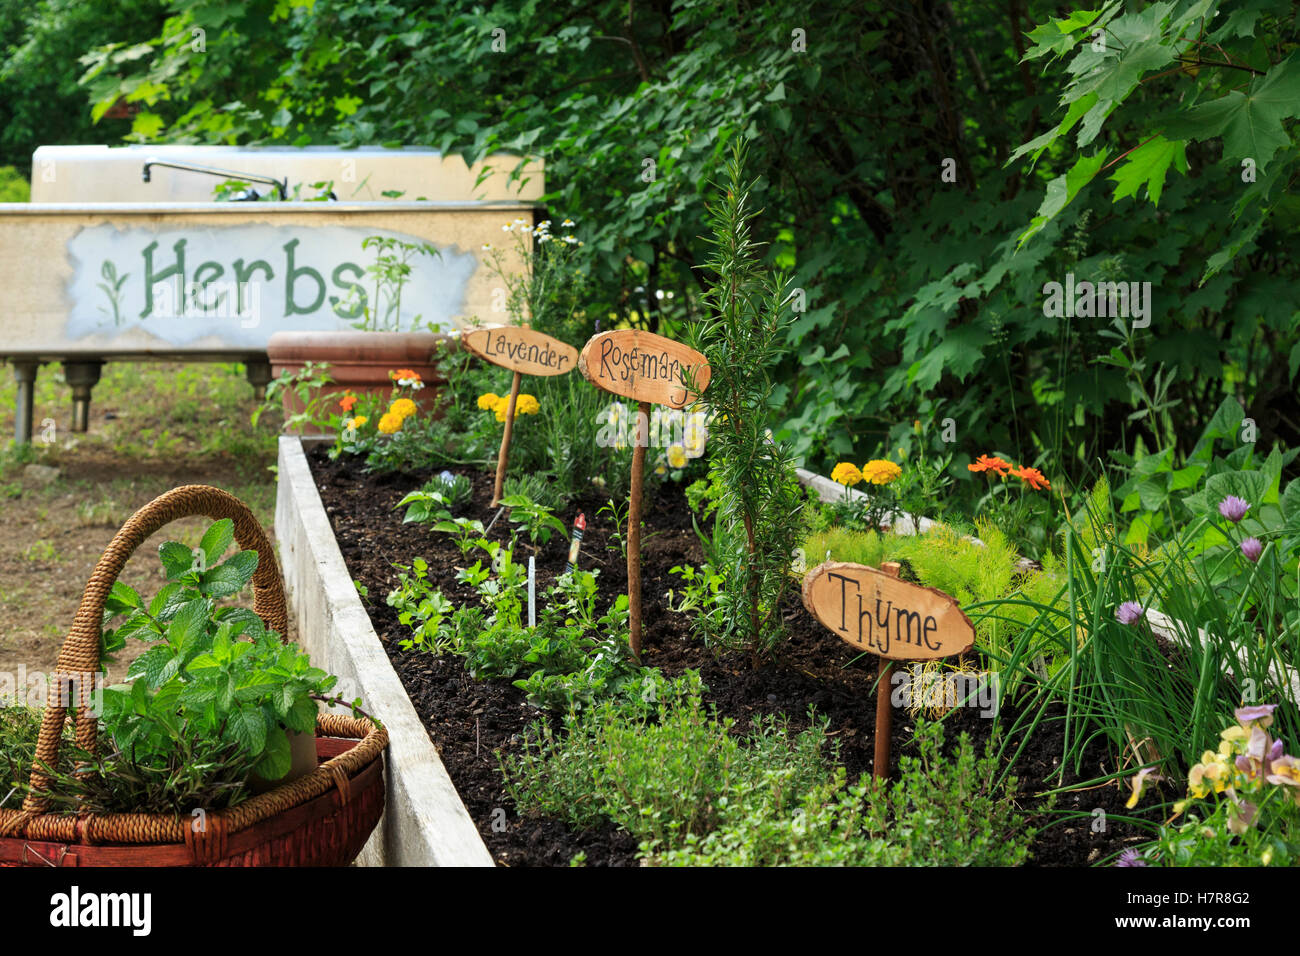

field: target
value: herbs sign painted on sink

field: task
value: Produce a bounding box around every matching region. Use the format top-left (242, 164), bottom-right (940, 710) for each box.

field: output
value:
top-left (802, 561), bottom-right (975, 782)
top-left (801, 561), bottom-right (976, 661)
top-left (464, 324), bottom-right (580, 506)
top-left (578, 328), bottom-right (710, 658)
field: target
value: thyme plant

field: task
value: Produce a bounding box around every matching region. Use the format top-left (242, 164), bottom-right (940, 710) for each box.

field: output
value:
top-left (686, 142), bottom-right (804, 665)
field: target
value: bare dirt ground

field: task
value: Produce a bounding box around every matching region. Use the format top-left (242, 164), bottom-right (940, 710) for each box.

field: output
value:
top-left (0, 361), bottom-right (281, 688)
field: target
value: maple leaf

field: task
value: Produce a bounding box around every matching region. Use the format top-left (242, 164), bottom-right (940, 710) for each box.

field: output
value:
top-left (1164, 54), bottom-right (1300, 172)
top-left (1109, 135), bottom-right (1189, 206)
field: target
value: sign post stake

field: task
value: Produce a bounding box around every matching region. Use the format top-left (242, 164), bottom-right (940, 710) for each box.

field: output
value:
top-left (874, 562), bottom-right (901, 781)
top-left (628, 400), bottom-right (650, 659)
top-left (492, 370), bottom-right (522, 506)
top-left (576, 329), bottom-right (711, 663)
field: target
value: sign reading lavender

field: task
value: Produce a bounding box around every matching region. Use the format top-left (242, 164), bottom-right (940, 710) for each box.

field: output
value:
top-left (64, 224), bottom-right (478, 346)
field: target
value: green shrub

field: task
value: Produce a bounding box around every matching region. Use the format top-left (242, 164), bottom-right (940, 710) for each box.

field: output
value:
top-left (501, 671), bottom-right (835, 849)
top-left (0, 166), bottom-right (29, 203)
top-left (388, 546), bottom-right (639, 710)
top-left (649, 719), bottom-right (1038, 866)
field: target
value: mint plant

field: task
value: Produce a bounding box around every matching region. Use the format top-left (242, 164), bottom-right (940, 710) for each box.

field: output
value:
top-left (102, 519), bottom-right (338, 784)
top-left (500, 493), bottom-right (567, 550)
top-left (387, 540), bottom-right (637, 709)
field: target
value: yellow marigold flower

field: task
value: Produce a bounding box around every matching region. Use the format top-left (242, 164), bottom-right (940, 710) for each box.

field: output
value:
top-left (390, 398), bottom-right (417, 419)
top-left (343, 415), bottom-right (368, 431)
top-left (667, 444), bottom-right (688, 469)
top-left (378, 412), bottom-right (403, 434)
top-left (861, 459), bottom-right (902, 485)
top-left (515, 393), bottom-right (540, 415)
top-left (831, 462), bottom-right (863, 486)
top-left (477, 392), bottom-right (500, 410)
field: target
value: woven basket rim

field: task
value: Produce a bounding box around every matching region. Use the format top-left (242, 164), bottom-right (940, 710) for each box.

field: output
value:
top-left (0, 712), bottom-right (387, 846)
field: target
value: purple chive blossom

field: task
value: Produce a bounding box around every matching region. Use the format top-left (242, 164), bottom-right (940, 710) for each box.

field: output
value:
top-left (1240, 537), bottom-right (1263, 563)
top-left (1235, 704), bottom-right (1277, 726)
top-left (1116, 601), bottom-right (1144, 626)
top-left (1218, 495), bottom-right (1250, 523)
top-left (1116, 848), bottom-right (1147, 868)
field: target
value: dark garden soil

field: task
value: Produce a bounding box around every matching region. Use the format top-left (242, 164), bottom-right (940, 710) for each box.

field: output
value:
top-left (307, 445), bottom-right (1150, 867)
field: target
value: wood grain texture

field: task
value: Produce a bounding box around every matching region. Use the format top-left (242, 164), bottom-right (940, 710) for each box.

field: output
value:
top-left (802, 561), bottom-right (975, 661)
top-left (577, 329), bottom-right (710, 409)
top-left (462, 325), bottom-right (579, 376)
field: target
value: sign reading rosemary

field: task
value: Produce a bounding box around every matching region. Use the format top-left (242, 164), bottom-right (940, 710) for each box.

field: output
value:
top-left (578, 328), bottom-right (710, 659)
top-left (577, 329), bottom-right (710, 409)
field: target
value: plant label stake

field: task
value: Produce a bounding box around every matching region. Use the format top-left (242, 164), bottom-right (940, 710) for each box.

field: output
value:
top-left (802, 560), bottom-right (975, 780)
top-left (527, 555), bottom-right (536, 629)
top-left (462, 325), bottom-right (580, 506)
top-left (578, 329), bottom-right (711, 659)
top-left (564, 512), bottom-right (586, 574)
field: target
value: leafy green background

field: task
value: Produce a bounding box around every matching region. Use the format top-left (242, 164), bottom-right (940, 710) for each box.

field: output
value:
top-left (3, 0), bottom-right (1297, 495)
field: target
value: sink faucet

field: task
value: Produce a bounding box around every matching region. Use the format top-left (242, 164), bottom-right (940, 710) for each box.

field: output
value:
top-left (142, 159), bottom-right (288, 200)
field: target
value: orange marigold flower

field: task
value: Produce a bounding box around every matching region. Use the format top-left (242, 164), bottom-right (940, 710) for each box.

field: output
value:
top-left (968, 454), bottom-right (1012, 477)
top-left (1011, 465), bottom-right (1051, 490)
top-left (338, 393), bottom-right (358, 412)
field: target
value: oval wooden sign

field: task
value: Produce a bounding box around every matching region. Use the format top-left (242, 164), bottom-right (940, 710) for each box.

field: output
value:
top-left (462, 325), bottom-right (579, 377)
top-left (802, 561), bottom-right (975, 661)
top-left (577, 329), bottom-right (710, 409)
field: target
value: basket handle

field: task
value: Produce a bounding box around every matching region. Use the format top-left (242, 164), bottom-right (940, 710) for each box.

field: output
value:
top-left (21, 484), bottom-right (288, 812)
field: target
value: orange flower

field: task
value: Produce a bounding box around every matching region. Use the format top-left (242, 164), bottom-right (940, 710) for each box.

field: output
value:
top-left (338, 393), bottom-right (358, 412)
top-left (390, 368), bottom-right (421, 383)
top-left (1011, 465), bottom-right (1051, 490)
top-left (968, 454), bottom-right (1012, 477)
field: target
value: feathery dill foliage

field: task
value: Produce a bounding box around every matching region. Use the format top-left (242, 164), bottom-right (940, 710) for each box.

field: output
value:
top-left (687, 142), bottom-right (804, 665)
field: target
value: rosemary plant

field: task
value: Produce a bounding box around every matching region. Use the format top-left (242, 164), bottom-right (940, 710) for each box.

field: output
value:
top-left (685, 141), bottom-right (805, 665)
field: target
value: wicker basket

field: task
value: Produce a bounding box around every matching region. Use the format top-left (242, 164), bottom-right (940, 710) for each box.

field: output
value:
top-left (0, 484), bottom-right (387, 866)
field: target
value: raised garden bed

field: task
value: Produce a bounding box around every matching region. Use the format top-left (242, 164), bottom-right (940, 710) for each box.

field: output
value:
top-left (275, 437), bottom-right (492, 867)
top-left (290, 437), bottom-right (1147, 866)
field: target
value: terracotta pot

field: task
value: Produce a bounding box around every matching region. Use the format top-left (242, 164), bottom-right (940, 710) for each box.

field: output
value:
top-left (266, 330), bottom-right (455, 432)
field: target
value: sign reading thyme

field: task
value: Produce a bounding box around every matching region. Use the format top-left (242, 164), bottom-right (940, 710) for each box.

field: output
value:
top-left (461, 325), bottom-right (578, 376)
top-left (577, 329), bottom-right (710, 409)
top-left (803, 560), bottom-right (975, 780)
top-left (802, 561), bottom-right (975, 660)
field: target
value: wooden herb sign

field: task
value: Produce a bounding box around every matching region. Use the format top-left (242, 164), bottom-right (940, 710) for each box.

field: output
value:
top-left (802, 560), bottom-right (975, 780)
top-left (462, 325), bottom-right (579, 505)
top-left (578, 329), bottom-right (710, 658)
